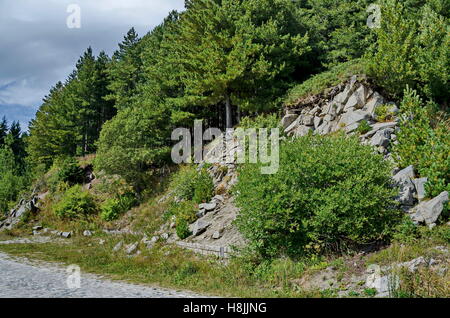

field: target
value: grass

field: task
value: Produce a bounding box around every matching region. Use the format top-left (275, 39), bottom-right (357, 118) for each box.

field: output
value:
top-left (0, 233), bottom-right (326, 298)
top-left (284, 59), bottom-right (367, 106)
top-left (0, 224), bottom-right (448, 298)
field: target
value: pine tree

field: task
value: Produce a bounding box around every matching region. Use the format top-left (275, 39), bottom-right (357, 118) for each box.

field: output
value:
top-left (168, 0), bottom-right (310, 128)
top-left (0, 116), bottom-right (8, 147)
top-left (106, 28), bottom-right (143, 110)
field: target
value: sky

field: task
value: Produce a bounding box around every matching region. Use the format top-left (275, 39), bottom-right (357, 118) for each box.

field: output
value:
top-left (0, 0), bottom-right (185, 131)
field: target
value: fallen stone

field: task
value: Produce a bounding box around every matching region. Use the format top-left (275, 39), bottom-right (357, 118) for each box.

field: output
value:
top-left (281, 114), bottom-right (297, 129)
top-left (83, 230), bottom-right (93, 237)
top-left (409, 191), bottom-right (449, 225)
top-left (412, 178), bottom-right (428, 201)
top-left (313, 116), bottom-right (322, 129)
top-left (364, 92), bottom-right (385, 114)
top-left (32, 226), bottom-right (43, 231)
top-left (370, 129), bottom-right (392, 148)
top-left (125, 242), bottom-right (139, 255)
top-left (393, 165), bottom-right (415, 184)
top-left (60, 232), bottom-right (72, 239)
top-left (113, 241), bottom-right (124, 252)
top-left (339, 110), bottom-right (371, 131)
top-left (292, 125), bottom-right (313, 137)
top-left (190, 220), bottom-right (211, 236)
top-left (199, 202), bottom-right (217, 211)
top-left (302, 115), bottom-right (315, 126)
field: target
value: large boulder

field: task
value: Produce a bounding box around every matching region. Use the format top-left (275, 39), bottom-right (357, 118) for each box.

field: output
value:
top-left (370, 129), bottom-right (393, 148)
top-left (412, 178), bottom-right (428, 202)
top-left (190, 220), bottom-right (211, 236)
top-left (392, 166), bottom-right (416, 207)
top-left (363, 92), bottom-right (385, 115)
top-left (281, 114), bottom-right (297, 129)
top-left (338, 110), bottom-right (372, 132)
top-left (409, 191), bottom-right (449, 225)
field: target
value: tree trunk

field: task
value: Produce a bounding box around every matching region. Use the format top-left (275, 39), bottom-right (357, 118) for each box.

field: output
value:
top-left (225, 93), bottom-right (233, 129)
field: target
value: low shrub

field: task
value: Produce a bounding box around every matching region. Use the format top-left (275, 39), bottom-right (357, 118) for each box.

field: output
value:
top-left (53, 185), bottom-right (97, 219)
top-left (176, 218), bottom-right (192, 240)
top-left (356, 120), bottom-right (371, 135)
top-left (100, 193), bottom-right (137, 222)
top-left (169, 166), bottom-right (214, 204)
top-left (393, 88), bottom-right (450, 198)
top-left (234, 134), bottom-right (401, 258)
top-left (239, 114), bottom-right (281, 130)
top-left (57, 157), bottom-right (85, 185)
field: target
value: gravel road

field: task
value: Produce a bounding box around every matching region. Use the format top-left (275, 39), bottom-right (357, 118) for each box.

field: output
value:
top-left (0, 252), bottom-right (203, 298)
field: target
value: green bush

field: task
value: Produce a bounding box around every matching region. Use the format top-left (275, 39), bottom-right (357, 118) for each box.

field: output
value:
top-left (356, 120), bottom-right (372, 135)
top-left (176, 218), bottom-right (192, 240)
top-left (239, 114), bottom-right (281, 130)
top-left (100, 193), bottom-right (137, 221)
top-left (169, 166), bottom-right (214, 204)
top-left (393, 88), bottom-right (450, 198)
top-left (57, 157), bottom-right (85, 185)
top-left (374, 105), bottom-right (395, 122)
top-left (234, 134), bottom-right (401, 258)
top-left (54, 185), bottom-right (97, 219)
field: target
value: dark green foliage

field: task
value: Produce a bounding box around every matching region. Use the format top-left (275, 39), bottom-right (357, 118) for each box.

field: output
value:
top-left (298, 0), bottom-right (375, 68)
top-left (234, 134), bottom-right (401, 258)
top-left (168, 0), bottom-right (310, 127)
top-left (367, 0), bottom-right (450, 102)
top-left (53, 185), bottom-right (97, 219)
top-left (176, 218), bottom-right (192, 240)
top-left (393, 88), bottom-right (450, 197)
top-left (94, 103), bottom-right (172, 192)
top-left (57, 157), bottom-right (85, 186)
top-left (28, 48), bottom-right (115, 166)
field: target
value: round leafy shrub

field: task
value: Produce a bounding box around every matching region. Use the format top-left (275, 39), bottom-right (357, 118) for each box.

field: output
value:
top-left (100, 193), bottom-right (137, 221)
top-left (176, 218), bottom-right (192, 240)
top-left (234, 134), bottom-right (401, 258)
top-left (169, 166), bottom-right (214, 204)
top-left (54, 185), bottom-right (97, 219)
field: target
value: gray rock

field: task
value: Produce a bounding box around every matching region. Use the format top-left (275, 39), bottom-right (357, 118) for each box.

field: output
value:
top-left (397, 257), bottom-right (427, 272)
top-left (363, 92), bottom-right (385, 114)
top-left (284, 116), bottom-right (301, 134)
top-left (339, 110), bottom-right (372, 131)
top-left (212, 195), bottom-right (224, 203)
top-left (316, 121), bottom-right (332, 135)
top-left (161, 233), bottom-right (170, 240)
top-left (308, 107), bottom-right (321, 116)
top-left (191, 220), bottom-right (211, 236)
top-left (344, 85), bottom-right (367, 111)
top-left (313, 116), bottom-right (323, 129)
top-left (370, 129), bottom-right (392, 148)
top-left (113, 241), bottom-right (124, 252)
top-left (83, 230), bottom-right (93, 237)
top-left (393, 166), bottom-right (416, 206)
top-left (212, 228), bottom-right (224, 240)
top-left (393, 165), bottom-right (415, 184)
top-left (32, 226), bottom-right (43, 231)
top-left (409, 191), bottom-right (449, 225)
top-left (125, 242), bottom-right (139, 255)
top-left (196, 209), bottom-right (206, 218)
top-left (361, 122), bottom-right (398, 139)
top-left (292, 125), bottom-right (313, 137)
top-left (60, 232), bottom-right (72, 239)
top-left (199, 202), bottom-right (217, 211)
top-left (281, 114), bottom-right (297, 129)
top-left (413, 178), bottom-right (428, 201)
top-left (333, 90), bottom-right (351, 105)
top-left (302, 115), bottom-right (315, 126)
